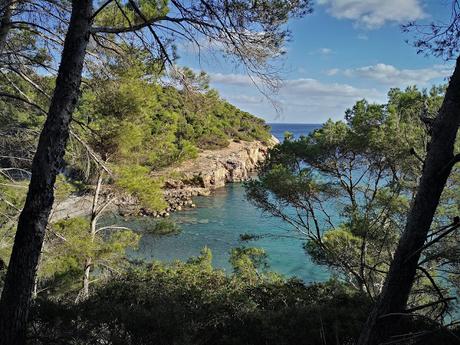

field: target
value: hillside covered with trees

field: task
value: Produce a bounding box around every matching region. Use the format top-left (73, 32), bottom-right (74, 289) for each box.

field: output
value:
top-left (2, 0), bottom-right (460, 345)
top-left (0, 55), bottom-right (273, 303)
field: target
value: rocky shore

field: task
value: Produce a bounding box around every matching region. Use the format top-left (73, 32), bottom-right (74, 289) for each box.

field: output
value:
top-left (155, 139), bottom-right (273, 216)
top-left (51, 138), bottom-right (277, 221)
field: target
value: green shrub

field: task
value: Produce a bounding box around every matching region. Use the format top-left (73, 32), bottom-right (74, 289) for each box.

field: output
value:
top-left (28, 247), bottom-right (460, 345)
top-left (28, 249), bottom-right (371, 345)
top-left (115, 165), bottom-right (167, 211)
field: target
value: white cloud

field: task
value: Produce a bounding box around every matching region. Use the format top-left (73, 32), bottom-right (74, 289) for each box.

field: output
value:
top-left (231, 95), bottom-right (264, 104)
top-left (209, 72), bottom-right (384, 123)
top-left (317, 0), bottom-right (426, 29)
top-left (177, 37), bottom-right (223, 55)
top-left (326, 68), bottom-right (340, 76)
top-left (319, 48), bottom-right (333, 55)
top-left (209, 72), bottom-right (378, 98)
top-left (207, 63), bottom-right (451, 123)
top-left (210, 72), bottom-right (255, 86)
top-left (343, 63), bottom-right (452, 86)
top-left (309, 47), bottom-right (334, 56)
top-left (281, 78), bottom-right (379, 99)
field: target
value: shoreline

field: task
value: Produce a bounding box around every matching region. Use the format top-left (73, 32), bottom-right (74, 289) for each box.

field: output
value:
top-left (50, 138), bottom-right (278, 222)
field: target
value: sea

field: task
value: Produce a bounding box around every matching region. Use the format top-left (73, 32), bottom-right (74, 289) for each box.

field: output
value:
top-left (126, 123), bottom-right (329, 282)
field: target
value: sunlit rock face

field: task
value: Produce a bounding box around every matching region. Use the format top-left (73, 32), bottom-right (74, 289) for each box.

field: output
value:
top-left (51, 140), bottom-right (275, 220)
top-left (182, 140), bottom-right (269, 189)
top-left (160, 140), bottom-right (273, 214)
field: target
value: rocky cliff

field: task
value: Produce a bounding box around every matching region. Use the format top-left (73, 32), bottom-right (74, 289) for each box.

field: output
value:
top-left (156, 139), bottom-right (275, 215)
top-left (51, 138), bottom-right (278, 221)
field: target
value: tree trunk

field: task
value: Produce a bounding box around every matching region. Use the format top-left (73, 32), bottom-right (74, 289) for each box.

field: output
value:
top-left (0, 0), bottom-right (13, 52)
top-left (0, 1), bottom-right (92, 344)
top-left (358, 56), bottom-right (460, 344)
top-left (81, 172), bottom-right (102, 299)
top-left (82, 257), bottom-right (92, 298)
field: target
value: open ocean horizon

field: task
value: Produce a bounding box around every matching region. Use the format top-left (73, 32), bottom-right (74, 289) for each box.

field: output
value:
top-left (268, 123), bottom-right (322, 142)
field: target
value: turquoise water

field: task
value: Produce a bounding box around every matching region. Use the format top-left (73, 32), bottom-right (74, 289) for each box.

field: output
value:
top-left (128, 124), bottom-right (329, 282)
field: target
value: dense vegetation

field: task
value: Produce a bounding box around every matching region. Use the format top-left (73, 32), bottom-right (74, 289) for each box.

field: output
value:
top-left (76, 60), bottom-right (271, 169)
top-left (246, 86), bottom-right (460, 339)
top-left (2, 0), bottom-right (460, 344)
top-left (3, 83), bottom-right (460, 344)
top-left (22, 248), bottom-right (460, 345)
top-left (2, 58), bottom-right (271, 172)
top-left (0, 55), bottom-right (271, 307)
top-left (1, 58), bottom-right (271, 217)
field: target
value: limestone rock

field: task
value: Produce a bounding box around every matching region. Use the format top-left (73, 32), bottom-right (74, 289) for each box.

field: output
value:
top-left (51, 140), bottom-right (275, 221)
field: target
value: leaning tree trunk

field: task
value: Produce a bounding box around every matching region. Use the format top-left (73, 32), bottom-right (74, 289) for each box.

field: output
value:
top-left (358, 56), bottom-right (460, 344)
top-left (0, 1), bottom-right (92, 344)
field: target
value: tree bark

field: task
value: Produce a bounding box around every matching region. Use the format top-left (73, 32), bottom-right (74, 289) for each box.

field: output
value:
top-left (358, 56), bottom-right (460, 344)
top-left (0, 0), bottom-right (13, 52)
top-left (0, 1), bottom-right (92, 344)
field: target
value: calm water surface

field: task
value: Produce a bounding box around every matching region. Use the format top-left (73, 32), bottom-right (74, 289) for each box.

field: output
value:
top-left (127, 123), bottom-right (329, 282)
top-left (269, 123), bottom-right (321, 141)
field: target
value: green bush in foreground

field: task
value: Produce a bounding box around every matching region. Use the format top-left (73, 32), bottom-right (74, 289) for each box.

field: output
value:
top-left (27, 248), bottom-right (460, 345)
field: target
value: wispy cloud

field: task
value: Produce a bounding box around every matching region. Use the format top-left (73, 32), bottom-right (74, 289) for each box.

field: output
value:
top-left (309, 47), bottom-right (334, 56)
top-left (207, 61), bottom-right (451, 123)
top-left (209, 73), bottom-right (378, 97)
top-left (210, 72), bottom-right (256, 86)
top-left (326, 68), bottom-right (340, 76)
top-left (342, 63), bottom-right (452, 86)
top-left (319, 48), bottom-right (333, 55)
top-left (317, 0), bottom-right (426, 29)
top-left (280, 78), bottom-right (379, 99)
top-left (230, 95), bottom-right (264, 104)
top-left (209, 72), bottom-right (383, 122)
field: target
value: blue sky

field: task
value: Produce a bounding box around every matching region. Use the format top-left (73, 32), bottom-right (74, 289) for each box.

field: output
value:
top-left (177, 0), bottom-right (453, 123)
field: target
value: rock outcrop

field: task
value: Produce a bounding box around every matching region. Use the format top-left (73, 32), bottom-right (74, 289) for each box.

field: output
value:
top-left (156, 139), bottom-right (274, 214)
top-left (51, 138), bottom-right (278, 221)
top-left (50, 195), bottom-right (95, 221)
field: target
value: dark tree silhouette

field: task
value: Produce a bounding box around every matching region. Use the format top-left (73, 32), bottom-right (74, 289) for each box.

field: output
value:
top-left (0, 1), bottom-right (93, 343)
top-left (359, 2), bottom-right (460, 343)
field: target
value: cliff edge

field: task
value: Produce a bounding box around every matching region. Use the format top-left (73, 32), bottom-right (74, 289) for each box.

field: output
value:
top-left (51, 137), bottom-right (278, 220)
top-left (157, 139), bottom-right (276, 215)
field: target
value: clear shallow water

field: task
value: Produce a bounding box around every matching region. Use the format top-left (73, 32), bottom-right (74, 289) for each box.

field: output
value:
top-left (127, 124), bottom-right (329, 282)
